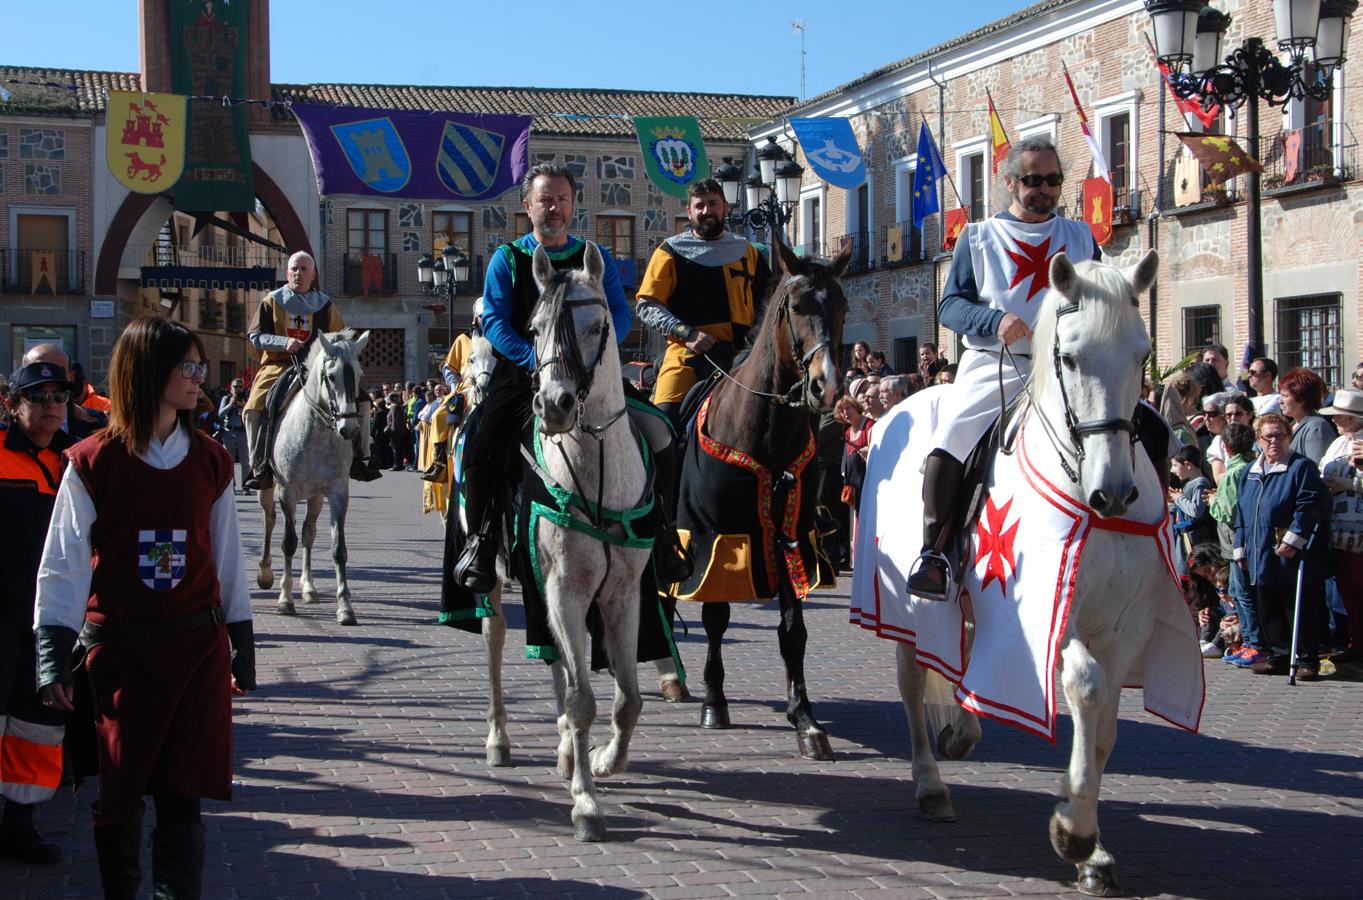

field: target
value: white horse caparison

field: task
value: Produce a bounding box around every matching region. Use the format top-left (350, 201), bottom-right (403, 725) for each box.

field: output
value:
top-left (900, 250), bottom-right (1165, 897)
top-left (256, 329), bottom-right (370, 626)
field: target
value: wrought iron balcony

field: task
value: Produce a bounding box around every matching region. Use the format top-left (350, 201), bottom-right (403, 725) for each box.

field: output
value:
top-left (1, 249), bottom-right (86, 294)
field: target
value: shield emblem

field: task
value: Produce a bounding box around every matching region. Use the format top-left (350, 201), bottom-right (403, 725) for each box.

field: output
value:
top-left (436, 121), bottom-right (506, 198)
top-left (138, 529), bottom-right (187, 591)
top-left (1083, 177), bottom-right (1114, 246)
top-left (650, 135), bottom-right (699, 185)
top-left (330, 118), bottom-right (412, 193)
top-left (106, 91), bottom-right (187, 194)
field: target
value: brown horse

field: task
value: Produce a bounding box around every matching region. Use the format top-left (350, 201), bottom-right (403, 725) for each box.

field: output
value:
top-left (674, 234), bottom-right (851, 760)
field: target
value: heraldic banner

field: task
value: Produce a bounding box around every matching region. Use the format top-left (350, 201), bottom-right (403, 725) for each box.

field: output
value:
top-left (634, 116), bottom-right (710, 199)
top-left (789, 118), bottom-right (865, 190)
top-left (106, 91), bottom-right (187, 194)
top-left (292, 104), bottom-right (531, 201)
top-left (169, 0), bottom-right (254, 211)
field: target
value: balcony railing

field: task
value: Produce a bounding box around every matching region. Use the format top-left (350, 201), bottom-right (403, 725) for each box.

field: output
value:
top-left (1, 249), bottom-right (86, 294)
top-left (342, 252), bottom-right (399, 296)
top-left (837, 231), bottom-right (871, 274)
top-left (144, 242), bottom-right (285, 269)
top-left (1261, 120), bottom-right (1357, 192)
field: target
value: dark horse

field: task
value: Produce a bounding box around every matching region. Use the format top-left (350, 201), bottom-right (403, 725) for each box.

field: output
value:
top-left (674, 234), bottom-right (851, 760)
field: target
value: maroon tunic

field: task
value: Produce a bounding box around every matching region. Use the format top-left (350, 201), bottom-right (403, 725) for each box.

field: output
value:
top-left (67, 430), bottom-right (235, 820)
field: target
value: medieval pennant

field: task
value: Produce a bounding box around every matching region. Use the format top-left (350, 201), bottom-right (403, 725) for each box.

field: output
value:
top-left (437, 121), bottom-right (507, 198)
top-left (138, 529), bottom-right (187, 591)
top-left (634, 116), bottom-right (710, 199)
top-left (1082, 176), bottom-right (1114, 246)
top-left (1176, 132), bottom-right (1264, 185)
top-left (790, 117), bottom-right (865, 190)
top-left (943, 208), bottom-right (968, 252)
top-left (330, 117), bottom-right (412, 193)
top-left (106, 91), bottom-right (187, 194)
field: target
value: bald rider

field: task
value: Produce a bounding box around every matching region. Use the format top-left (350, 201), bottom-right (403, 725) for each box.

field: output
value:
top-left (243, 251), bottom-right (383, 489)
top-left (906, 135), bottom-right (1100, 601)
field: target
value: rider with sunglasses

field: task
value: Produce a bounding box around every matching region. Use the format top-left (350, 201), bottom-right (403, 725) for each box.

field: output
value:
top-left (907, 135), bottom-right (1107, 601)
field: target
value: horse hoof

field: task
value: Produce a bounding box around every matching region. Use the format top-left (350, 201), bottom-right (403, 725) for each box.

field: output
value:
top-left (700, 703), bottom-right (731, 729)
top-left (485, 746), bottom-right (512, 768)
top-left (1077, 863), bottom-right (1122, 897)
top-left (797, 731), bottom-right (835, 761)
top-left (277, 601), bottom-right (296, 616)
top-left (917, 790), bottom-right (957, 822)
top-left (937, 724), bottom-right (976, 761)
top-left (1050, 815), bottom-right (1097, 864)
top-left (257, 572), bottom-right (274, 590)
top-left (573, 816), bottom-right (607, 843)
top-left (661, 679), bottom-right (691, 703)
top-left (337, 612), bottom-right (357, 626)
top-left (303, 591), bottom-right (321, 605)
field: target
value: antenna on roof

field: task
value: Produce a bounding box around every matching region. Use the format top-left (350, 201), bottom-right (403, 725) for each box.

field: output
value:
top-left (790, 19), bottom-right (806, 102)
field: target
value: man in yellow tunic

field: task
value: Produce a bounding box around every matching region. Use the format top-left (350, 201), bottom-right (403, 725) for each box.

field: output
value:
top-left (636, 178), bottom-right (770, 429)
top-left (243, 251), bottom-right (383, 489)
top-left (419, 301), bottom-right (482, 488)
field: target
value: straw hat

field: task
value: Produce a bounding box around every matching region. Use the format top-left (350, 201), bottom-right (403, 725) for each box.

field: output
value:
top-left (1320, 388), bottom-right (1363, 417)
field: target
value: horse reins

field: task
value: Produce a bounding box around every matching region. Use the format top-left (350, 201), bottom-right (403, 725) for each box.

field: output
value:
top-left (292, 354), bottom-right (360, 432)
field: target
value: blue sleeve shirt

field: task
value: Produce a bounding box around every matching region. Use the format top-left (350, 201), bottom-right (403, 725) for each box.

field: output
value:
top-left (480, 234), bottom-right (633, 372)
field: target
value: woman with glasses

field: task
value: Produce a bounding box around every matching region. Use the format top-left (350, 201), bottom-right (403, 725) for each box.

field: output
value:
top-left (32, 317), bottom-right (255, 898)
top-left (1201, 392), bottom-right (1230, 481)
top-left (1233, 413), bottom-right (1330, 679)
top-left (1278, 367), bottom-right (1335, 466)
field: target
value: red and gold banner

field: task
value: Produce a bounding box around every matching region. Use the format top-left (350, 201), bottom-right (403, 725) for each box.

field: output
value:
top-left (943, 208), bottom-right (968, 252)
top-left (1082, 177), bottom-right (1113, 246)
top-left (106, 91), bottom-right (187, 194)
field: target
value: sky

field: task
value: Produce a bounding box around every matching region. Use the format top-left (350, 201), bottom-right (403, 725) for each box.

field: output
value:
top-left (2, 1), bottom-right (1037, 100)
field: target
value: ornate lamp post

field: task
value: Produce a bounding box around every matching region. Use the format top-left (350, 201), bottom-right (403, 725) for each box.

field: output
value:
top-left (1146, 0), bottom-right (1356, 357)
top-left (416, 245), bottom-right (470, 350)
top-left (712, 136), bottom-right (805, 235)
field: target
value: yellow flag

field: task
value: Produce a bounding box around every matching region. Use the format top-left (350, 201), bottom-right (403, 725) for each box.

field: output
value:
top-left (106, 91), bottom-right (187, 193)
top-left (987, 91), bottom-right (1011, 175)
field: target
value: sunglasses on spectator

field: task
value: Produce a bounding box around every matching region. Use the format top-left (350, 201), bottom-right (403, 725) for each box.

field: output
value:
top-left (1017, 173), bottom-right (1065, 188)
top-left (1248, 368), bottom-right (1270, 377)
top-left (1226, 409), bottom-right (1250, 418)
top-left (21, 389), bottom-right (70, 405)
top-left (177, 360), bottom-right (208, 379)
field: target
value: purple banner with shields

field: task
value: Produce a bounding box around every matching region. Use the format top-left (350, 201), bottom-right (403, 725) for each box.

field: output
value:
top-left (292, 103), bottom-right (531, 201)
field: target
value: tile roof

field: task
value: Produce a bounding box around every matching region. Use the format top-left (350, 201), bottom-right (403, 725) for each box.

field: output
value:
top-left (270, 84), bottom-right (793, 140)
top-left (0, 66), bottom-right (792, 140)
top-left (0, 66), bottom-right (141, 116)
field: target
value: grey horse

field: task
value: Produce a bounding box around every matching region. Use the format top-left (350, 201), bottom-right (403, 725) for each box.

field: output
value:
top-left (256, 328), bottom-right (371, 626)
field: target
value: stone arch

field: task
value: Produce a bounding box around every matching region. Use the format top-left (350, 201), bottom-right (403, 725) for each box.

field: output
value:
top-left (95, 162), bottom-right (312, 295)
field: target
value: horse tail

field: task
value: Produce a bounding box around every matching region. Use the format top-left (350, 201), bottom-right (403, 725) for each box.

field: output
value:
top-left (921, 666), bottom-right (959, 740)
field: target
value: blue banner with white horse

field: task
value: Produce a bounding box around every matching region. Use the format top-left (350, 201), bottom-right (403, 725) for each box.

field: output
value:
top-left (292, 103), bottom-right (530, 201)
top-left (790, 118), bottom-right (865, 189)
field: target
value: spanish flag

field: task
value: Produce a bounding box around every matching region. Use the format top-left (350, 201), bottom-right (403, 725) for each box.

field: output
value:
top-left (987, 91), bottom-right (1010, 174)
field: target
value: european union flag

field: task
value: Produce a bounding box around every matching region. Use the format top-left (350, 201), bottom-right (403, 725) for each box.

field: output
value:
top-left (913, 121), bottom-right (949, 228)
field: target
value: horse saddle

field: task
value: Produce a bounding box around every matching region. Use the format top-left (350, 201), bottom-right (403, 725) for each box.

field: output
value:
top-left (261, 363), bottom-right (306, 471)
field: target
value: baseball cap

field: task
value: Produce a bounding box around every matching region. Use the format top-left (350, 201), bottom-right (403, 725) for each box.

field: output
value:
top-left (11, 361), bottom-right (74, 392)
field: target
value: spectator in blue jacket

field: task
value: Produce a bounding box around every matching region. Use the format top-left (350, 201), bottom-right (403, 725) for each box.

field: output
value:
top-left (1233, 413), bottom-right (1331, 679)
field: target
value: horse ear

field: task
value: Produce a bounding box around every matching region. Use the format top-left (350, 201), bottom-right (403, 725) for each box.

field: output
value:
top-left (354, 330), bottom-right (370, 356)
top-left (829, 238), bottom-right (854, 277)
top-left (317, 331), bottom-right (333, 354)
top-left (583, 240), bottom-right (605, 285)
top-left (1049, 252), bottom-right (1079, 299)
top-left (1125, 249), bottom-right (1159, 299)
top-left (532, 244), bottom-right (554, 292)
top-left (771, 230), bottom-right (801, 276)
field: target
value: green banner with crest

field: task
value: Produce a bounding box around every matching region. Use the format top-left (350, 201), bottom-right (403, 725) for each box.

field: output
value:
top-left (634, 116), bottom-right (710, 200)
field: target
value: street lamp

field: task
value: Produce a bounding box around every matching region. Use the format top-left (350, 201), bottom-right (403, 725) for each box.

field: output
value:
top-left (1146, 0), bottom-right (1356, 357)
top-left (713, 136), bottom-right (805, 236)
top-left (417, 244), bottom-right (470, 350)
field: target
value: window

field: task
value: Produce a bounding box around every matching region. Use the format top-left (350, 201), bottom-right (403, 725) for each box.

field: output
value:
top-left (1106, 113), bottom-right (1130, 195)
top-left (1095, 92), bottom-right (1141, 214)
top-left (966, 154), bottom-right (985, 222)
top-left (955, 134), bottom-right (991, 224)
top-left (347, 209), bottom-right (387, 255)
top-left (514, 212), bottom-right (532, 236)
top-left (891, 159), bottom-right (922, 265)
top-left (1017, 114), bottom-right (1059, 146)
top-left (14, 212), bottom-right (73, 292)
top-left (893, 336), bottom-right (918, 375)
top-left (1276, 293), bottom-right (1343, 388)
top-left (1182, 306), bottom-right (1221, 358)
top-left (846, 180), bottom-right (871, 271)
top-left (799, 190), bottom-right (823, 256)
top-left (433, 210), bottom-right (471, 256)
top-left (596, 215), bottom-right (633, 261)
top-left (1284, 62), bottom-right (1339, 178)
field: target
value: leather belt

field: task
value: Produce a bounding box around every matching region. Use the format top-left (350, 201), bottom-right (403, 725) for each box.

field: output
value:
top-left (80, 606), bottom-right (227, 647)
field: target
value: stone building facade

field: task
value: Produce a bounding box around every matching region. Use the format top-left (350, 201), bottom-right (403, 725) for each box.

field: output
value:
top-left (754, 0), bottom-right (1361, 388)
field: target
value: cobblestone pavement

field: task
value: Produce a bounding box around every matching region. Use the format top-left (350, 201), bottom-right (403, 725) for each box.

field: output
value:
top-left (12, 473), bottom-right (1363, 899)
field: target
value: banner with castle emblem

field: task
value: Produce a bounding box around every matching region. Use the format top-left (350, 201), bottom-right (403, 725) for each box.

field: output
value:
top-left (291, 103), bottom-right (531, 201)
top-left (169, 0), bottom-right (254, 211)
top-left (789, 118), bottom-right (865, 190)
top-left (106, 91), bottom-right (187, 194)
top-left (634, 116), bottom-right (710, 199)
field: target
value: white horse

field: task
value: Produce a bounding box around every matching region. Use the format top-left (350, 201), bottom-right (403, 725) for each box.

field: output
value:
top-left (862, 251), bottom-right (1200, 896)
top-left (256, 329), bottom-right (370, 626)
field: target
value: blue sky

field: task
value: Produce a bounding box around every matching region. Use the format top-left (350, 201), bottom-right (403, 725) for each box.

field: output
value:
top-left (3, 2), bottom-right (1034, 99)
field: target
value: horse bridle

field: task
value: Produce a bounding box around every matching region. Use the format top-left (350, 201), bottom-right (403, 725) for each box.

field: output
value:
top-left (292, 354), bottom-right (360, 431)
top-left (1004, 301), bottom-right (1138, 485)
top-left (531, 289), bottom-right (622, 436)
top-left (703, 274), bottom-right (836, 409)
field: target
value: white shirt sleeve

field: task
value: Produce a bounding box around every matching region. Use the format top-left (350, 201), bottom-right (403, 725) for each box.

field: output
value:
top-left (33, 466), bottom-right (97, 633)
top-left (211, 484), bottom-right (253, 623)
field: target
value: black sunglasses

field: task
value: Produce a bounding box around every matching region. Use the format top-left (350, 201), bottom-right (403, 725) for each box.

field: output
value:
top-left (22, 389), bottom-right (70, 405)
top-left (1017, 173), bottom-right (1064, 188)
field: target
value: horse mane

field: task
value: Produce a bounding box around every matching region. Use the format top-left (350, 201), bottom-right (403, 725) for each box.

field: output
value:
top-left (1026, 260), bottom-right (1143, 409)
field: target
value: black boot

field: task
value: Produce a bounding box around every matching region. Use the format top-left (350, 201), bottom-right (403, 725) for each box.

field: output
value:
top-left (93, 805), bottom-right (143, 899)
top-left (350, 456), bottom-right (384, 482)
top-left (420, 444), bottom-right (449, 483)
top-left (151, 821), bottom-right (206, 900)
top-left (0, 800), bottom-right (61, 865)
top-left (906, 451), bottom-right (967, 602)
top-left (650, 441), bottom-right (693, 584)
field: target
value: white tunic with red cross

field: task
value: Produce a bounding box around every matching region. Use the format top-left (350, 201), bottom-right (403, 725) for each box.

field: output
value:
top-left (933, 215), bottom-right (1097, 462)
